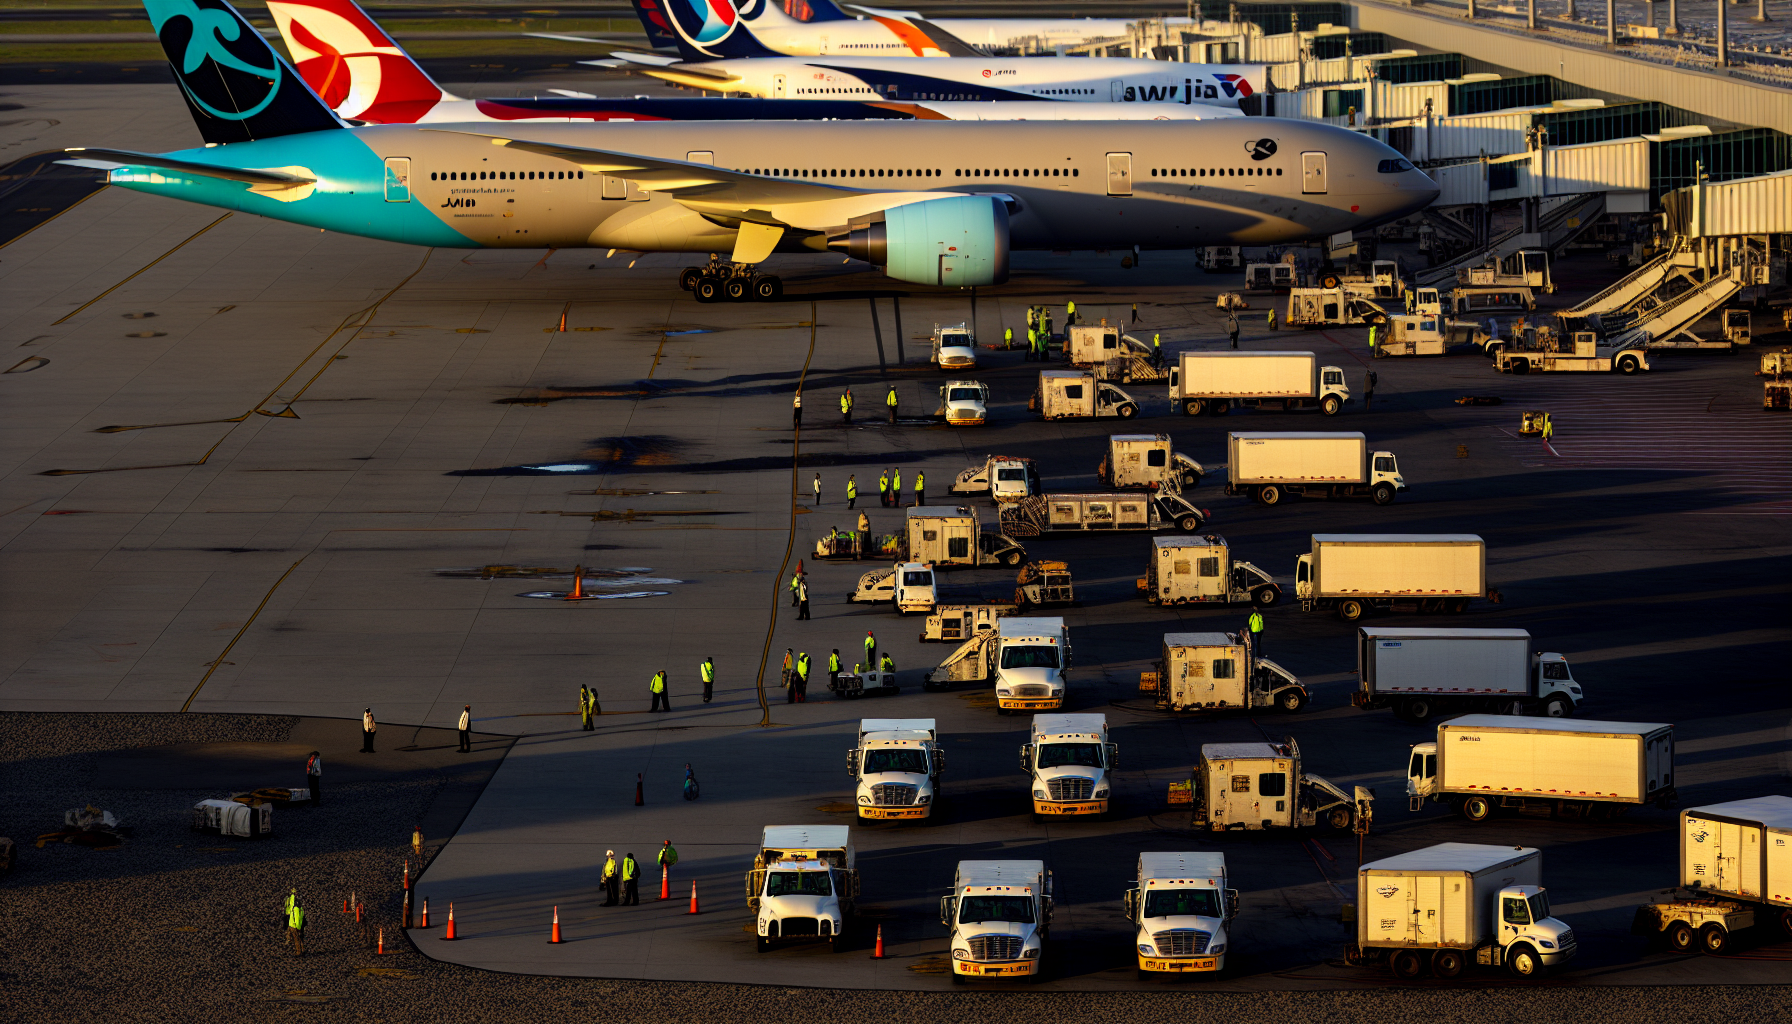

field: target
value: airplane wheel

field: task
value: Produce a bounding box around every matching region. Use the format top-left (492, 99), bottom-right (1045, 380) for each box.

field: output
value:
top-left (754, 275), bottom-right (782, 300)
top-left (725, 277), bottom-right (750, 302)
top-left (679, 267), bottom-right (703, 291)
top-left (694, 277), bottom-right (721, 303)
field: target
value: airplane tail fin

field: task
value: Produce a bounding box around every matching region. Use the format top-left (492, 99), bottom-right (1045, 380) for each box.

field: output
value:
top-left (627, 0), bottom-right (682, 50)
top-left (264, 0), bottom-right (455, 122)
top-left (780, 0), bottom-right (854, 21)
top-left (145, 0), bottom-right (343, 144)
top-left (642, 0), bottom-right (785, 60)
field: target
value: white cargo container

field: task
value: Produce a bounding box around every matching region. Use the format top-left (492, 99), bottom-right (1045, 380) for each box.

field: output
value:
top-left (1169, 351), bottom-right (1351, 417)
top-left (1349, 843), bottom-right (1576, 980)
top-left (1125, 852), bottom-right (1237, 976)
top-left (942, 860), bottom-right (1053, 979)
top-left (847, 719), bottom-right (944, 822)
top-left (1034, 370), bottom-right (1141, 421)
top-left (1098, 433), bottom-right (1204, 490)
top-left (1297, 534), bottom-right (1485, 620)
top-left (1407, 716), bottom-right (1676, 822)
top-left (747, 825), bottom-right (859, 952)
top-left (1228, 433), bottom-right (1406, 506)
top-left (1681, 796), bottom-right (1792, 909)
top-left (1022, 713), bottom-right (1114, 817)
top-left (1355, 627), bottom-right (1585, 721)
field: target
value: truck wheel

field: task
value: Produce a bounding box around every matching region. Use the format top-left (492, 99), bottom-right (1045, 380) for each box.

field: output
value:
top-left (1542, 696), bottom-right (1571, 718)
top-left (1277, 688), bottom-right (1308, 714)
top-left (1211, 400), bottom-right (1230, 416)
top-left (1461, 794), bottom-right (1494, 823)
top-left (1699, 923), bottom-right (1729, 955)
top-left (1431, 949), bottom-right (1466, 979)
top-left (1321, 395), bottom-right (1342, 416)
top-left (1253, 585), bottom-right (1281, 608)
top-left (1178, 515), bottom-right (1202, 532)
top-left (1618, 355), bottom-right (1640, 375)
top-left (1505, 943), bottom-right (1545, 978)
top-left (1777, 908), bottom-right (1792, 941)
top-left (1404, 696), bottom-right (1434, 722)
top-left (832, 932), bottom-right (848, 954)
top-left (1003, 549), bottom-right (1024, 567)
top-left (1389, 948), bottom-right (1426, 980)
top-left (1117, 403), bottom-right (1138, 420)
top-left (1258, 485), bottom-right (1282, 506)
top-left (1665, 921), bottom-right (1696, 953)
top-left (1185, 399), bottom-right (1205, 416)
top-left (1321, 273), bottom-right (1342, 290)
top-left (1371, 483), bottom-right (1396, 506)
top-left (1337, 598), bottom-right (1364, 622)
top-left (1327, 805), bottom-right (1351, 828)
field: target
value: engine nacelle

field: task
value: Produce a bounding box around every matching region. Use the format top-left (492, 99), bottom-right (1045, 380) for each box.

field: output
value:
top-left (829, 195), bottom-right (1009, 287)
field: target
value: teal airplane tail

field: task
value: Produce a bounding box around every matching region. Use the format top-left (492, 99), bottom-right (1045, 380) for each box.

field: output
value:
top-left (145, 0), bottom-right (343, 144)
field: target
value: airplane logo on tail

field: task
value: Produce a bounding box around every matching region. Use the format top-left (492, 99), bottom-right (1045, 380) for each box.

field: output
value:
top-left (266, 0), bottom-right (447, 120)
top-left (150, 0), bottom-right (286, 121)
top-left (1213, 73), bottom-right (1254, 98)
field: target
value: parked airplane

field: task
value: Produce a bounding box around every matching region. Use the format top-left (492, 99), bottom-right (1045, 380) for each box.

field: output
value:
top-left (68, 0), bottom-right (1434, 304)
top-left (265, 0), bottom-right (1238, 124)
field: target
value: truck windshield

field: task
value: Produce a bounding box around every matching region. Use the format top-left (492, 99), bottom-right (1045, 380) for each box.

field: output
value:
top-left (941, 334), bottom-right (970, 347)
top-left (863, 749), bottom-right (928, 775)
top-left (997, 468), bottom-right (1029, 481)
top-left (1001, 645), bottom-right (1060, 669)
top-left (1037, 742), bottom-right (1103, 769)
top-left (765, 871), bottom-right (832, 897)
top-left (948, 388), bottom-right (982, 402)
top-left (959, 895), bottom-right (1035, 924)
top-left (1528, 892), bottom-right (1550, 922)
top-left (1143, 889), bottom-right (1223, 918)
top-left (902, 572), bottom-right (933, 586)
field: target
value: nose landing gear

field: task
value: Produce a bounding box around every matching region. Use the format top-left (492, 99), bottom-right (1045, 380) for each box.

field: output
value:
top-left (680, 258), bottom-right (782, 303)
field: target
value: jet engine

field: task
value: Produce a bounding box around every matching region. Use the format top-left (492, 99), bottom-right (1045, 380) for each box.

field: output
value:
top-left (829, 195), bottom-right (1008, 287)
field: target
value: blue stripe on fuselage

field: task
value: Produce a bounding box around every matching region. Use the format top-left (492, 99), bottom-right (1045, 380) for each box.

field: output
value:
top-left (105, 129), bottom-right (475, 248)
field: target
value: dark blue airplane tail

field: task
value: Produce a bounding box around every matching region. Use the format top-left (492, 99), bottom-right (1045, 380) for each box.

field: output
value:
top-left (145, 0), bottom-right (342, 144)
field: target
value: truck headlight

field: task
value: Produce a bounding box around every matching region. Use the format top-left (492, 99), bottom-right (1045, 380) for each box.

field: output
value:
top-left (952, 949), bottom-right (968, 960)
top-left (996, 688), bottom-right (1012, 697)
top-left (1033, 789), bottom-right (1046, 799)
top-left (1538, 940), bottom-right (1556, 949)
top-left (858, 795), bottom-right (871, 805)
top-left (918, 794), bottom-right (932, 804)
top-left (758, 919), bottom-right (769, 935)
top-left (1209, 943), bottom-right (1226, 954)
top-left (1137, 943), bottom-right (1155, 956)
top-left (1050, 686), bottom-right (1063, 696)
top-left (1094, 786), bottom-right (1109, 798)
top-left (1022, 947), bottom-right (1041, 960)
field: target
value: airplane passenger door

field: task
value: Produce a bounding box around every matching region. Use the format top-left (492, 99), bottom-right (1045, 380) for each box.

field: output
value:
top-left (383, 157), bottom-right (411, 202)
top-left (1106, 153), bottom-right (1132, 196)
top-left (1301, 151), bottom-right (1328, 194)
top-left (1110, 80), bottom-right (1124, 102)
top-left (772, 74), bottom-right (786, 97)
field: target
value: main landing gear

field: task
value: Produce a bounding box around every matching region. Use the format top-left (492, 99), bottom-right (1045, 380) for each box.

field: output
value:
top-left (680, 259), bottom-right (782, 303)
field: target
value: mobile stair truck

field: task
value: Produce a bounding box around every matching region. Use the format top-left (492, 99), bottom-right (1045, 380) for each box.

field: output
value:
top-left (847, 719), bottom-right (945, 823)
top-left (1031, 370), bottom-right (1142, 421)
top-left (1633, 795), bottom-right (1792, 952)
top-left (1022, 713), bottom-right (1115, 818)
top-left (1227, 432), bottom-right (1406, 506)
top-left (942, 860), bottom-right (1053, 981)
top-left (1296, 534), bottom-right (1487, 621)
top-left (1138, 631), bottom-right (1309, 714)
top-left (1347, 843), bottom-right (1576, 980)
top-left (1356, 627), bottom-right (1586, 723)
top-left (1182, 737), bottom-right (1365, 831)
top-left (1169, 351), bottom-right (1351, 417)
top-left (1097, 434), bottom-right (1205, 490)
top-left (1139, 534), bottom-right (1281, 607)
top-left (1405, 716), bottom-right (1676, 823)
top-left (747, 825), bottom-right (859, 952)
top-left (1125, 853), bottom-right (1237, 979)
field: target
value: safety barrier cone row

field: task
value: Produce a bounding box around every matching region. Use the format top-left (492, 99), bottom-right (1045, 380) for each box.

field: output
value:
top-left (549, 905), bottom-right (563, 944)
top-left (441, 902), bottom-right (458, 940)
top-left (688, 881), bottom-right (700, 915)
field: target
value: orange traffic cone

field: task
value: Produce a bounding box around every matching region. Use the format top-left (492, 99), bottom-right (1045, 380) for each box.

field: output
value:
top-left (688, 881), bottom-right (700, 915)
top-left (420, 898), bottom-right (430, 928)
top-left (556, 304), bottom-right (569, 332)
top-left (355, 900), bottom-right (363, 924)
top-left (377, 928), bottom-right (386, 955)
top-left (565, 566), bottom-right (585, 601)
top-left (549, 905), bottom-right (563, 944)
top-left (872, 924), bottom-right (886, 959)
top-left (342, 896), bottom-right (349, 913)
top-left (441, 903), bottom-right (458, 940)
top-left (660, 866), bottom-right (670, 901)
top-left (403, 861), bottom-right (410, 890)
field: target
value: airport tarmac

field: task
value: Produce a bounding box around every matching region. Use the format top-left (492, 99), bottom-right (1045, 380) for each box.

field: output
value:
top-left (1, 82), bottom-right (1789, 1001)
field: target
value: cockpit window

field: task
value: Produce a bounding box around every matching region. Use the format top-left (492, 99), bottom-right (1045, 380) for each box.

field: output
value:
top-left (1377, 159), bottom-right (1414, 173)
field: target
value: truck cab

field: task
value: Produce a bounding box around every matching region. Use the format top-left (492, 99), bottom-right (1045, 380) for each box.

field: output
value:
top-left (951, 456), bottom-right (1041, 503)
top-left (1023, 713), bottom-right (1114, 817)
top-left (747, 825), bottom-right (858, 952)
top-left (932, 324), bottom-right (977, 371)
top-left (1534, 653), bottom-right (1583, 714)
top-left (939, 381), bottom-right (990, 427)
top-left (993, 617), bottom-right (1070, 712)
top-left (1413, 287), bottom-right (1442, 316)
top-left (1126, 852), bottom-right (1237, 976)
top-left (1494, 886), bottom-right (1574, 968)
top-left (848, 719), bottom-right (943, 822)
top-left (891, 562), bottom-right (936, 615)
top-left (943, 860), bottom-right (1052, 979)
top-left (1406, 741), bottom-right (1440, 803)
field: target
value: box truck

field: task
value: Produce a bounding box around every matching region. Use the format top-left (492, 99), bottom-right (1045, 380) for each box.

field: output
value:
top-left (1169, 352), bottom-right (1351, 417)
top-left (1022, 713), bottom-right (1115, 818)
top-left (1348, 843), bottom-right (1576, 980)
top-left (1139, 631), bottom-right (1308, 714)
top-left (1032, 370), bottom-right (1141, 421)
top-left (1124, 852), bottom-right (1237, 977)
top-left (847, 719), bottom-right (944, 822)
top-left (1296, 534), bottom-right (1486, 621)
top-left (1139, 534), bottom-right (1281, 608)
top-left (951, 456), bottom-right (1042, 504)
top-left (999, 491), bottom-right (1208, 537)
top-left (937, 380), bottom-right (990, 426)
top-left (746, 825), bottom-right (859, 952)
top-left (1227, 432), bottom-right (1406, 506)
top-left (1406, 716), bottom-right (1676, 822)
top-left (1097, 434), bottom-right (1205, 491)
top-left (941, 861), bottom-right (1052, 980)
top-left (1183, 737), bottom-right (1365, 831)
top-left (1355, 628), bottom-right (1586, 722)
top-left (1632, 796), bottom-right (1792, 952)
top-left (993, 617), bottom-right (1071, 713)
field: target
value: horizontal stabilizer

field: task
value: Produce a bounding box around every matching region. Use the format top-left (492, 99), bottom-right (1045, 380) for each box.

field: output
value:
top-left (58, 148), bottom-right (316, 188)
top-left (604, 49), bottom-right (687, 67)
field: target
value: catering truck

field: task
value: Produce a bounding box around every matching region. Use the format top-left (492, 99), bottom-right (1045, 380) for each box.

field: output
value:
top-left (1226, 432), bottom-right (1406, 506)
top-left (847, 719), bottom-right (944, 823)
top-left (951, 456), bottom-right (1042, 504)
top-left (1169, 352), bottom-right (1351, 417)
top-left (883, 561), bottom-right (1073, 630)
top-left (1097, 434), bottom-right (1204, 490)
top-left (1296, 534), bottom-right (1487, 621)
top-left (1139, 631), bottom-right (1308, 714)
top-left (932, 324), bottom-right (977, 371)
top-left (1125, 852), bottom-right (1237, 978)
top-left (818, 505), bottom-right (1027, 566)
top-left (1355, 628), bottom-right (1586, 722)
top-left (1405, 716), bottom-right (1676, 822)
top-left (999, 491), bottom-right (1208, 537)
top-left (1139, 534), bottom-right (1281, 607)
top-left (1064, 322), bottom-right (1127, 367)
top-left (937, 381), bottom-right (990, 426)
top-left (1032, 370), bottom-right (1141, 421)
top-left (747, 825), bottom-right (859, 952)
top-left (1022, 713), bottom-right (1115, 818)
top-left (942, 860), bottom-right (1053, 980)
top-left (1347, 843), bottom-right (1576, 980)
top-left (1183, 737), bottom-right (1366, 831)
top-left (848, 562), bottom-right (937, 615)
top-left (1632, 795), bottom-right (1792, 952)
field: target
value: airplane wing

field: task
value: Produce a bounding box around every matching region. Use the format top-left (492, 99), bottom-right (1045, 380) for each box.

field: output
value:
top-left (57, 148), bottom-right (316, 190)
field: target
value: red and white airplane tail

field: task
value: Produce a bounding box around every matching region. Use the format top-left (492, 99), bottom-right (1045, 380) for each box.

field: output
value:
top-left (266, 0), bottom-right (455, 123)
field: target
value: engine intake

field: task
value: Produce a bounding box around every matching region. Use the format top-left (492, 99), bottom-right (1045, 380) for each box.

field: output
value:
top-left (828, 195), bottom-right (1009, 287)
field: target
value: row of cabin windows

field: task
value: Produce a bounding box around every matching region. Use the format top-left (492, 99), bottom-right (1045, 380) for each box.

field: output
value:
top-left (732, 168), bottom-right (942, 178)
top-left (427, 167), bottom-right (1086, 183)
top-left (431, 170), bottom-right (582, 181)
top-left (796, 86), bottom-right (879, 94)
top-left (1152, 167), bottom-right (1283, 178)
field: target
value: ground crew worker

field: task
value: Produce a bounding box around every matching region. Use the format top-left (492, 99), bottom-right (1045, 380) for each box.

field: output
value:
top-left (1042, 310), bottom-right (1053, 339)
top-left (879, 652), bottom-right (895, 676)
top-left (649, 670), bottom-right (670, 713)
top-left (878, 469), bottom-right (890, 507)
top-left (864, 630), bottom-right (876, 671)
top-left (792, 390), bottom-right (802, 428)
top-left (790, 571), bottom-right (803, 606)
top-left (790, 652), bottom-right (810, 703)
top-left (1132, 302), bottom-right (1140, 323)
top-left (840, 388), bottom-right (853, 424)
top-left (914, 470), bottom-right (925, 506)
top-left (457, 705), bottom-right (471, 753)
top-left (1026, 325), bottom-right (1038, 362)
top-left (1004, 326), bottom-right (1013, 350)
top-left (829, 649), bottom-right (842, 690)
top-left (891, 468), bottom-right (902, 503)
top-left (361, 708), bottom-right (376, 753)
top-left (622, 852), bottom-right (640, 905)
top-left (781, 649), bottom-right (793, 691)
top-left (1248, 610), bottom-right (1265, 657)
top-left (847, 474), bottom-right (857, 510)
top-left (282, 887), bottom-right (297, 936)
top-left (813, 472), bottom-right (821, 506)
top-left (285, 896), bottom-right (305, 956)
top-left (1368, 324), bottom-right (1378, 353)
top-left (1228, 312), bottom-right (1240, 350)
top-left (602, 850), bottom-right (619, 906)
top-left (657, 840), bottom-right (679, 893)
top-left (700, 657), bottom-right (715, 703)
top-left (1405, 289), bottom-right (1415, 313)
top-left (1364, 370), bottom-right (1377, 412)
top-left (304, 752), bottom-right (322, 805)
top-left (796, 576), bottom-right (810, 620)
top-left (579, 684), bottom-right (595, 729)
top-left (1066, 300), bottom-right (1077, 326)
top-left (857, 511), bottom-right (870, 551)
top-left (1152, 332), bottom-right (1162, 368)
top-left (1267, 308), bottom-right (1278, 331)
top-left (886, 384), bottom-right (898, 424)
top-left (1542, 416), bottom-right (1554, 442)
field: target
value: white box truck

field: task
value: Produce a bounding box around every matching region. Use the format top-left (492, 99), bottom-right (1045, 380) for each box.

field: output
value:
top-left (1406, 716), bottom-right (1676, 822)
top-left (1125, 852), bottom-right (1237, 978)
top-left (1142, 631), bottom-right (1308, 714)
top-left (1098, 433), bottom-right (1204, 491)
top-left (847, 719), bottom-right (944, 822)
top-left (1185, 737), bottom-right (1365, 831)
top-left (1632, 795), bottom-right (1792, 953)
top-left (942, 860), bottom-right (1053, 980)
top-left (937, 380), bottom-right (990, 426)
top-left (1169, 351), bottom-right (1351, 417)
top-left (1033, 370), bottom-right (1141, 421)
top-left (746, 825), bottom-right (859, 952)
top-left (951, 456), bottom-right (1042, 504)
top-left (1296, 534), bottom-right (1486, 621)
top-left (932, 323), bottom-right (977, 371)
top-left (1227, 432), bottom-right (1406, 506)
top-left (994, 617), bottom-right (1070, 713)
top-left (1355, 628), bottom-right (1586, 722)
top-left (1139, 534), bottom-right (1281, 608)
top-left (1022, 713), bottom-right (1115, 818)
top-left (1348, 843), bottom-right (1576, 980)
